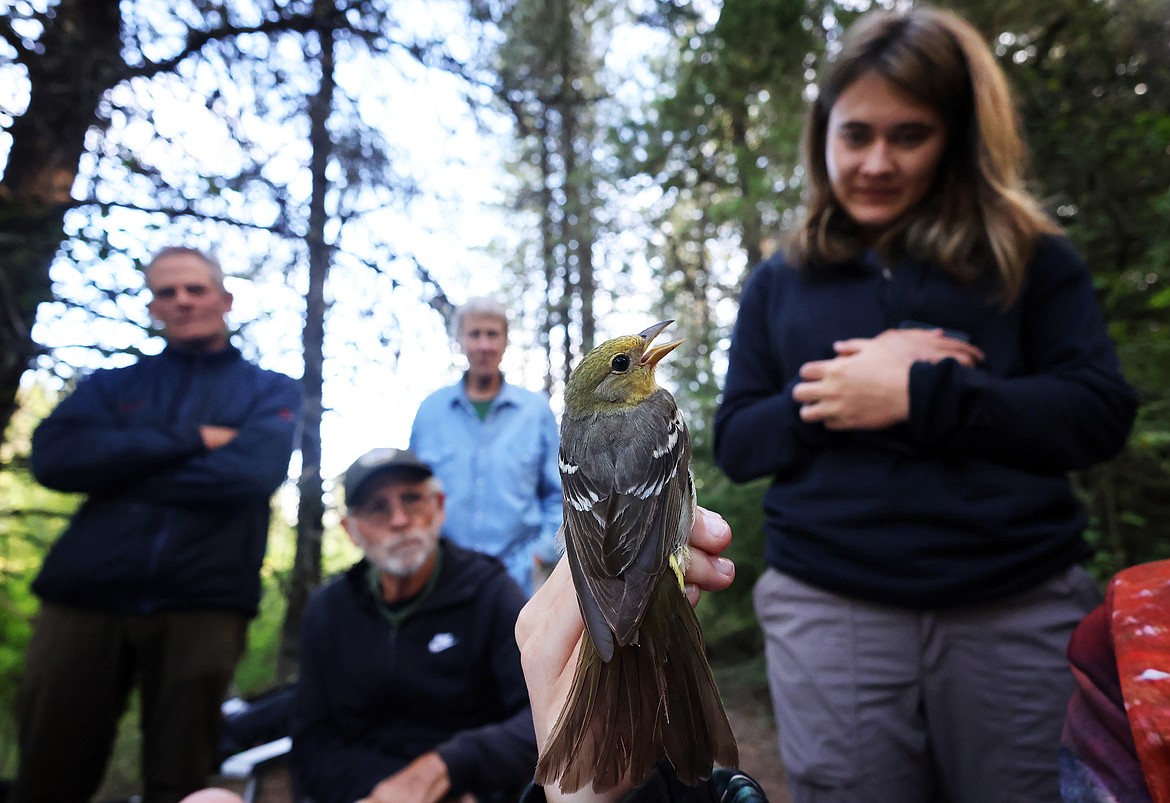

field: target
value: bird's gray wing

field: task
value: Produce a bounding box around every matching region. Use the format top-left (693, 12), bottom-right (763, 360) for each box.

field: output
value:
top-left (560, 391), bottom-right (691, 661)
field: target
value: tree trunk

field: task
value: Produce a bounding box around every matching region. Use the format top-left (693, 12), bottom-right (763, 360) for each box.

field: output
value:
top-left (538, 113), bottom-right (557, 394)
top-left (730, 101), bottom-right (765, 270)
top-left (278, 11), bottom-right (336, 681)
top-left (0, 0), bottom-right (124, 439)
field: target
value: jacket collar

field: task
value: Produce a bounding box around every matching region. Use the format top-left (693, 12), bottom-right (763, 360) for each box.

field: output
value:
top-left (161, 342), bottom-right (242, 364)
top-left (450, 374), bottom-right (519, 410)
top-left (344, 538), bottom-right (495, 617)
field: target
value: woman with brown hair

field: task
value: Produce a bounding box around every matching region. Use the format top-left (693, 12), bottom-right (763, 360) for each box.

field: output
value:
top-left (714, 7), bottom-right (1136, 802)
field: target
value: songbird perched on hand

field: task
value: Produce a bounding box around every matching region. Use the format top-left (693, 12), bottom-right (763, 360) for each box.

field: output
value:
top-left (535, 320), bottom-right (739, 793)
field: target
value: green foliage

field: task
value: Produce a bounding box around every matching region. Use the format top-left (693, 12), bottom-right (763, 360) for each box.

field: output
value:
top-left (485, 0), bottom-right (618, 373)
top-left (0, 385), bottom-right (80, 776)
top-left (692, 446), bottom-right (769, 664)
top-left (233, 523), bottom-right (296, 696)
top-left (235, 518), bottom-right (361, 694)
top-left (963, 0), bottom-right (1170, 579)
top-left (616, 0), bottom-right (825, 279)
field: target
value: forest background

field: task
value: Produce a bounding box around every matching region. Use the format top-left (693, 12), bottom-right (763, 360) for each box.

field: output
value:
top-left (1, 0), bottom-right (1168, 792)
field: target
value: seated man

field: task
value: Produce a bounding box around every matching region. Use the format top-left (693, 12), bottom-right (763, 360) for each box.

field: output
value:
top-left (291, 448), bottom-right (536, 803)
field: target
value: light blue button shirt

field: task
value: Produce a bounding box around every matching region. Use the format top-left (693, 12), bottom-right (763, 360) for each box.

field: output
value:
top-left (410, 377), bottom-right (563, 594)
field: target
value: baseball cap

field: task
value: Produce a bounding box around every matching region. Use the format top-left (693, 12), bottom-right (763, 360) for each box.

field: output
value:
top-left (343, 448), bottom-right (433, 507)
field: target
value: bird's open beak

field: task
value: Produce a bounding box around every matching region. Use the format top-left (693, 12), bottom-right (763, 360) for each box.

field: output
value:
top-left (639, 320), bottom-right (684, 367)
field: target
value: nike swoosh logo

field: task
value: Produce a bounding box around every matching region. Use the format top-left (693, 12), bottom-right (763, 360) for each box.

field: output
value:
top-left (428, 632), bottom-right (457, 654)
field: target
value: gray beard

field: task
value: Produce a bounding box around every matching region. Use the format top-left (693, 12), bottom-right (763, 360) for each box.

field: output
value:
top-left (375, 550), bottom-right (429, 578)
top-left (365, 529), bottom-right (435, 578)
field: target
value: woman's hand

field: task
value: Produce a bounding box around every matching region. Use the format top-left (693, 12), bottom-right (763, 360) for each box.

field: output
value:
top-left (514, 507), bottom-right (735, 803)
top-left (794, 328), bottom-right (982, 430)
top-left (857, 328), bottom-right (984, 367)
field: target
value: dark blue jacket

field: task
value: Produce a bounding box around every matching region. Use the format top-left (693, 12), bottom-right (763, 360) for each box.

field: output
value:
top-left (714, 236), bottom-right (1137, 607)
top-left (291, 540), bottom-right (536, 803)
top-left (31, 344), bottom-right (301, 615)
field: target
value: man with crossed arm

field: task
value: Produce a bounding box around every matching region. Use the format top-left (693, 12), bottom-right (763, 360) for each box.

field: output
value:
top-left (14, 246), bottom-right (302, 803)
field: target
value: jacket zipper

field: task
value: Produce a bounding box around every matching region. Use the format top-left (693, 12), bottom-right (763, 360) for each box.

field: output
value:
top-left (144, 352), bottom-right (207, 611)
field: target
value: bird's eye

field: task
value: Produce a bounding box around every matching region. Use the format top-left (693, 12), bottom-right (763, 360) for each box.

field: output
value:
top-left (610, 354), bottom-right (631, 373)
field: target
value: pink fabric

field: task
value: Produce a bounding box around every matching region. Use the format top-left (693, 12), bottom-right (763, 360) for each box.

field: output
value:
top-left (1062, 560), bottom-right (1170, 803)
top-left (1111, 561), bottom-right (1170, 803)
top-left (1063, 602), bottom-right (1144, 801)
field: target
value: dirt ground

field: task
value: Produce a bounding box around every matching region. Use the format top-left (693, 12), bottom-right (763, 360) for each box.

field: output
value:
top-left (725, 707), bottom-right (790, 802)
top-left (717, 659), bottom-right (793, 803)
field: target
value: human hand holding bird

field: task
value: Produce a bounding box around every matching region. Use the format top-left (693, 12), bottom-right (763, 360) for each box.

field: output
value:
top-left (527, 320), bottom-right (739, 795)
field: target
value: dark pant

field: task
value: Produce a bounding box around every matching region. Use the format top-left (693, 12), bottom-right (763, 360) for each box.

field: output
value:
top-left (12, 603), bottom-right (248, 803)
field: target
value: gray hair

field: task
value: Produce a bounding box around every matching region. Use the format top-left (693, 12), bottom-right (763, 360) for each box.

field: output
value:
top-left (145, 246), bottom-right (227, 292)
top-left (451, 296), bottom-right (509, 340)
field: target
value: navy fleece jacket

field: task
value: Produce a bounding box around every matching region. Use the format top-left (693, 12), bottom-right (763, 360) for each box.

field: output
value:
top-left (714, 236), bottom-right (1137, 607)
top-left (31, 344), bottom-right (301, 615)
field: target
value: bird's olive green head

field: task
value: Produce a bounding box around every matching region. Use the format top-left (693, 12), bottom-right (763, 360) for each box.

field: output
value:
top-left (564, 320), bottom-right (683, 416)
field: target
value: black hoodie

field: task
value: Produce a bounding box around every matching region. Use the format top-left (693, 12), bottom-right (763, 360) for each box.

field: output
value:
top-left (291, 539), bottom-right (536, 803)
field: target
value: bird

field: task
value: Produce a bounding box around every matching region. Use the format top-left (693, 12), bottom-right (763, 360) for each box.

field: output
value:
top-left (535, 319), bottom-right (739, 793)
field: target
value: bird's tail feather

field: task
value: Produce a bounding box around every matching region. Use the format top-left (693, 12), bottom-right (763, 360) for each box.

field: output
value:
top-left (534, 574), bottom-right (739, 793)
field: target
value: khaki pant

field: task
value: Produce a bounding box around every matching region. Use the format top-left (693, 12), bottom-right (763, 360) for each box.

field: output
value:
top-left (13, 603), bottom-right (248, 803)
top-left (754, 566), bottom-right (1100, 803)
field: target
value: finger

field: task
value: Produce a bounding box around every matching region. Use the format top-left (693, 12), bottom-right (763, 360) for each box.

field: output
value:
top-left (684, 554), bottom-right (735, 598)
top-left (955, 342), bottom-right (985, 363)
top-left (799, 400), bottom-right (831, 423)
top-left (684, 509), bottom-right (735, 597)
top-left (938, 343), bottom-right (985, 367)
top-left (792, 381), bottom-right (815, 403)
top-left (798, 360), bottom-right (830, 380)
top-left (832, 338), bottom-right (868, 355)
top-left (926, 333), bottom-right (983, 360)
top-left (689, 506), bottom-right (731, 557)
top-left (794, 379), bottom-right (833, 405)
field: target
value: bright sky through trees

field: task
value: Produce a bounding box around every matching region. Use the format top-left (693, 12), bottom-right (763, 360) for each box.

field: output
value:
top-left (4, 0), bottom-right (702, 485)
top-left (4, 0), bottom-right (518, 481)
